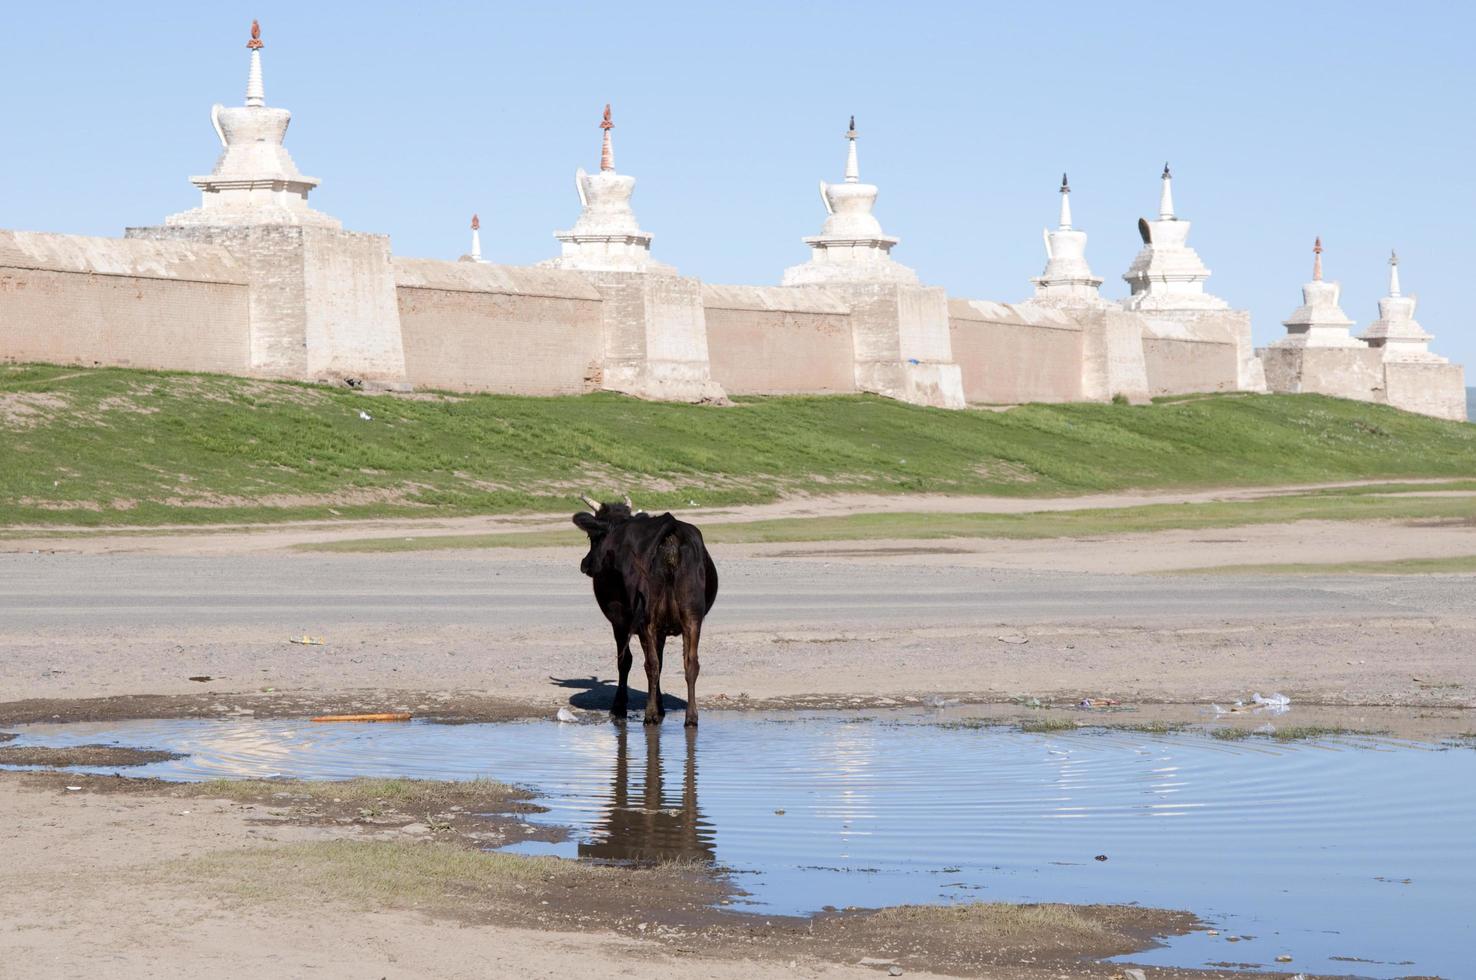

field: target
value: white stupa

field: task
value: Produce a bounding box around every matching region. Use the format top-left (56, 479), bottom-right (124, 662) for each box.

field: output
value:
top-left (782, 117), bottom-right (919, 286)
top-left (165, 21), bottom-right (337, 228)
top-left (462, 213), bottom-right (488, 263)
top-left (1030, 173), bottom-right (1106, 306)
top-left (1360, 251), bottom-right (1443, 361)
top-left (1121, 165), bottom-right (1225, 310)
top-left (543, 105), bottom-right (672, 274)
top-left (1273, 238), bottom-right (1364, 348)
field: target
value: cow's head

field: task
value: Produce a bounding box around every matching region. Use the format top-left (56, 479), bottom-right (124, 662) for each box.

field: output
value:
top-left (571, 495), bottom-right (640, 577)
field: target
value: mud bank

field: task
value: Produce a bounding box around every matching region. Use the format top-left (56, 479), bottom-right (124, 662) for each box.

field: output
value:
top-left (0, 771), bottom-right (1241, 980)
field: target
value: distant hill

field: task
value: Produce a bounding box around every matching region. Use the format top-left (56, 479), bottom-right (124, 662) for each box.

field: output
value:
top-left (1, 363), bottom-right (1475, 527)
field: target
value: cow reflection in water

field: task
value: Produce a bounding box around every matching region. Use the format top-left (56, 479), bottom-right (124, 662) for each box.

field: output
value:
top-left (579, 726), bottom-right (714, 864)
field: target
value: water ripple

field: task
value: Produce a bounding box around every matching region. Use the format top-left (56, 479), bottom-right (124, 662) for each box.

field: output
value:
top-left (5, 711), bottom-right (1471, 978)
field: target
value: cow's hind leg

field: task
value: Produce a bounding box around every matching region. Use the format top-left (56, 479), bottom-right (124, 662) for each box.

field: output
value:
top-left (611, 626), bottom-right (633, 720)
top-left (637, 629), bottom-right (664, 725)
top-left (681, 620), bottom-right (702, 728)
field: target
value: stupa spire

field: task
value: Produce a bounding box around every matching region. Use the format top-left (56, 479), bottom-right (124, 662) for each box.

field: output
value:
top-left (599, 104), bottom-right (615, 173)
top-left (245, 20), bottom-right (265, 108)
top-left (1030, 171), bottom-right (1104, 306)
top-left (1359, 249), bottom-right (1441, 360)
top-left (1121, 163), bottom-right (1227, 312)
top-left (1159, 162), bottom-right (1175, 220)
top-left (164, 19), bottom-right (335, 228)
top-left (470, 213), bottom-right (483, 262)
top-left (541, 103), bottom-right (668, 273)
top-left (781, 116), bottom-right (914, 286)
top-left (1272, 235), bottom-right (1361, 348)
top-left (844, 116), bottom-right (860, 183)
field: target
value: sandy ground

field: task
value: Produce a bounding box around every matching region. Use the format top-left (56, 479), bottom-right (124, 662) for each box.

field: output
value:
top-left (0, 776), bottom-right (965, 980)
top-left (1, 494), bottom-right (1471, 978)
top-left (0, 521), bottom-right (1472, 726)
top-left (731, 517), bottom-right (1476, 573)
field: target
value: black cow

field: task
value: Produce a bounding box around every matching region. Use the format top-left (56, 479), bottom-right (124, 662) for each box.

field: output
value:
top-left (572, 497), bottom-right (718, 727)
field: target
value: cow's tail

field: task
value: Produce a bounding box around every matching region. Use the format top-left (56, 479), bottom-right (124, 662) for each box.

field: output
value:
top-left (657, 533), bottom-right (682, 574)
top-left (658, 528), bottom-right (712, 608)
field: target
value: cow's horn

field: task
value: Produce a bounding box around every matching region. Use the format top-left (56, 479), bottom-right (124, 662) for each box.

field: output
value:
top-left (622, 494), bottom-right (633, 509)
top-left (579, 494), bottom-right (600, 513)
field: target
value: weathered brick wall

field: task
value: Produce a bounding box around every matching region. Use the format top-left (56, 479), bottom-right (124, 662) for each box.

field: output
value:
top-left (128, 224), bottom-right (308, 376)
top-left (832, 283), bottom-right (965, 408)
top-left (394, 259), bottom-right (603, 394)
top-left (703, 284), bottom-right (856, 394)
top-left (1138, 308), bottom-right (1264, 395)
top-left (1142, 336), bottom-right (1239, 395)
top-left (1384, 361), bottom-right (1468, 421)
top-left (129, 224), bottom-right (407, 383)
top-left (0, 231), bottom-right (250, 373)
top-left (948, 299), bottom-right (1085, 404)
top-left (301, 229), bottom-right (406, 381)
top-left (1260, 346), bottom-right (1387, 402)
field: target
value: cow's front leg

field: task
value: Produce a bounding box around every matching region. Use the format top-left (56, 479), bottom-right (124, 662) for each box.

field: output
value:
top-left (612, 626), bottom-right (633, 721)
top-left (637, 629), bottom-right (664, 725)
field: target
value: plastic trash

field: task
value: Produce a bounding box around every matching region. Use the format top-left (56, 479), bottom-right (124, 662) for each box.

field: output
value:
top-left (289, 635), bottom-right (326, 646)
top-left (358, 410), bottom-right (373, 421)
top-left (1251, 692), bottom-right (1291, 715)
top-left (556, 707), bottom-right (578, 723)
top-left (1214, 693), bottom-right (1290, 716)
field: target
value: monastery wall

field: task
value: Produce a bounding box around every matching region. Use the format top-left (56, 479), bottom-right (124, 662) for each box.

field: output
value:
top-left (581, 272), bottom-right (723, 402)
top-left (1136, 309), bottom-right (1264, 396)
top-left (1141, 335), bottom-right (1240, 396)
top-left (1382, 361), bottom-right (1468, 422)
top-left (1259, 346), bottom-right (1387, 403)
top-left (947, 300), bottom-right (1084, 404)
top-left (1261, 345), bottom-right (1468, 422)
top-left (703, 284), bottom-right (856, 395)
top-left (300, 230), bottom-right (406, 382)
top-left (0, 26), bottom-right (1462, 422)
top-left (394, 259), bottom-right (603, 395)
top-left (0, 231), bottom-right (250, 374)
top-left (128, 225), bottom-right (407, 384)
top-left (1078, 308), bottom-right (1152, 403)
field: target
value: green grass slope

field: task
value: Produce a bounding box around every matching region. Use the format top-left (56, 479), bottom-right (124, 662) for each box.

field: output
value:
top-left (0, 363), bottom-right (1472, 526)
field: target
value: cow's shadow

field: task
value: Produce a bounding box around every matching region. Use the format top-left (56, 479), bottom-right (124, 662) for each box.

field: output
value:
top-left (550, 675), bottom-right (688, 713)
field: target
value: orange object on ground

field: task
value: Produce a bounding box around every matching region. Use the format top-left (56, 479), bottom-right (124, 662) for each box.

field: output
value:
top-left (309, 713), bottom-right (413, 723)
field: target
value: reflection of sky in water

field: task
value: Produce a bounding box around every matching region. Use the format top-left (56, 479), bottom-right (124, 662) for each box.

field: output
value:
top-left (7, 712), bottom-right (1472, 978)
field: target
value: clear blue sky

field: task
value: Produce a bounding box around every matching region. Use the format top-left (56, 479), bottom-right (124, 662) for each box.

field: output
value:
top-left (6, 2), bottom-right (1473, 365)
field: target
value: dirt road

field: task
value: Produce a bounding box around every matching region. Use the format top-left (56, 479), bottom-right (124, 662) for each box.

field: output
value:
top-left (2, 542), bottom-right (1471, 717)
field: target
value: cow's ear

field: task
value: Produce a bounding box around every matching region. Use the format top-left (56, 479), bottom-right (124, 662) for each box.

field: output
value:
top-left (572, 512), bottom-right (603, 534)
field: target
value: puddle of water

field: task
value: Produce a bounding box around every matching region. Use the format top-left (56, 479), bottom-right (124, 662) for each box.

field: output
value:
top-left (6, 710), bottom-right (1473, 978)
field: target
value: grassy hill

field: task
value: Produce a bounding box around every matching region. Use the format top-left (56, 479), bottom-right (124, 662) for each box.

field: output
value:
top-left (0, 363), bottom-right (1472, 526)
